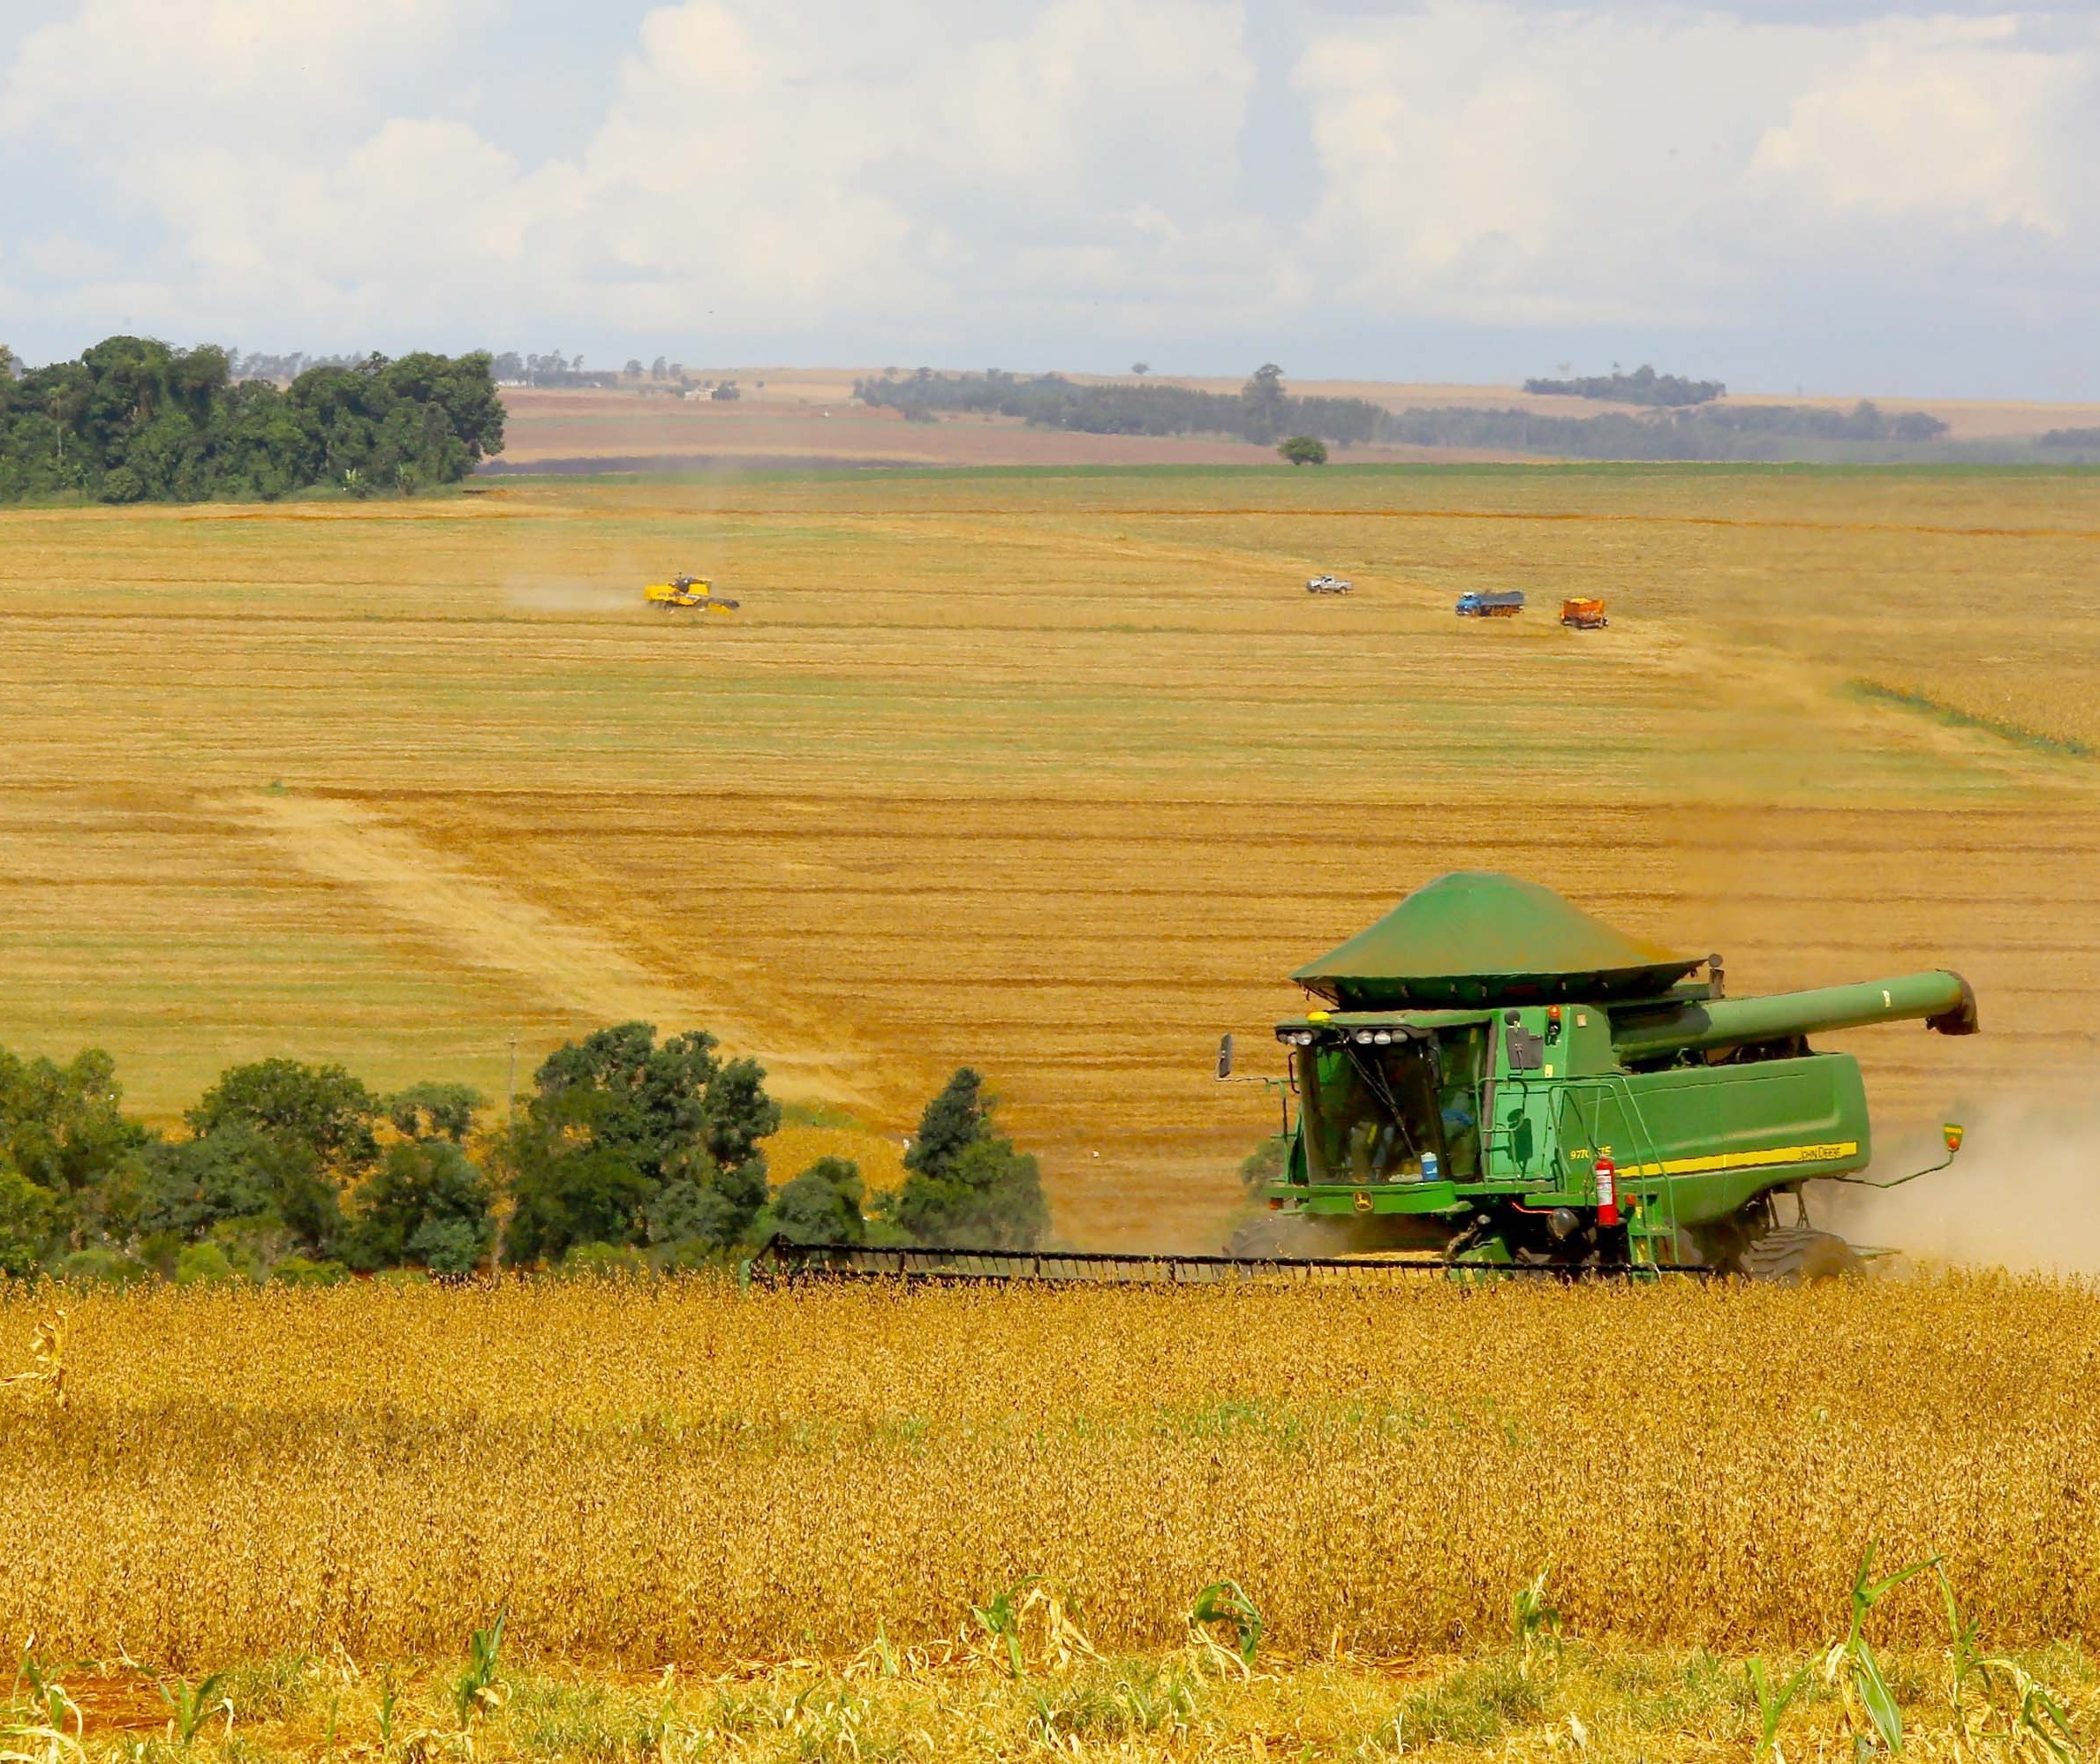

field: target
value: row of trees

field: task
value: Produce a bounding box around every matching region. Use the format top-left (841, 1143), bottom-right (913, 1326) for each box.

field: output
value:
top-left (855, 365), bottom-right (1394, 448)
top-left (1523, 365), bottom-right (1726, 406)
top-left (0, 336), bottom-right (506, 503)
top-left (1378, 397), bottom-right (1949, 456)
top-left (855, 366), bottom-right (1952, 458)
top-left (0, 1027), bottom-right (1046, 1284)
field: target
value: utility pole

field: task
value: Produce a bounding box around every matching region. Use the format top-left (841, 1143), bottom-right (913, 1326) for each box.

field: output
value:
top-left (507, 1036), bottom-right (517, 1131)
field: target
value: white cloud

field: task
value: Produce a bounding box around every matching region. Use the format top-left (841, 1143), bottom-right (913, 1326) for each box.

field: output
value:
top-left (1291, 4), bottom-right (2099, 325)
top-left (0, 0), bottom-right (478, 140)
top-left (22, 0), bottom-right (1262, 337)
top-left (1, 0), bottom-right (2096, 384)
top-left (1749, 19), bottom-right (2086, 234)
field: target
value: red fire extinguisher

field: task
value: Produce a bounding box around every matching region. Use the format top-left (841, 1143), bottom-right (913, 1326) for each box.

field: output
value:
top-left (1595, 1155), bottom-right (1620, 1228)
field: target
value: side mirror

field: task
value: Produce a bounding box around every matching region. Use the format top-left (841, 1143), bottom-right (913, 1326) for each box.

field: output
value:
top-left (1216, 1032), bottom-right (1235, 1081)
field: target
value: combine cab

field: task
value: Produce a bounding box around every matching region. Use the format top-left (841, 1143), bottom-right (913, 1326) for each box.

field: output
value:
top-left (1456, 591), bottom-right (1525, 617)
top-left (1560, 598), bottom-right (1608, 629)
top-left (1239, 872), bottom-right (1975, 1277)
top-left (645, 573), bottom-right (740, 612)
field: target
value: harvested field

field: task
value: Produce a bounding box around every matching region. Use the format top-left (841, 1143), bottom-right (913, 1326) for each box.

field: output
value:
top-left (1, 464), bottom-right (2096, 1243)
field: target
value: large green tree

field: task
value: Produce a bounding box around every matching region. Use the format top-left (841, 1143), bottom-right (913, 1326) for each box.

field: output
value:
top-left (347, 1138), bottom-right (495, 1273)
top-left (881, 1069), bottom-right (1047, 1249)
top-left (499, 1023), bottom-right (780, 1264)
top-left (0, 337), bottom-right (505, 503)
top-left (0, 1044), bottom-right (153, 1252)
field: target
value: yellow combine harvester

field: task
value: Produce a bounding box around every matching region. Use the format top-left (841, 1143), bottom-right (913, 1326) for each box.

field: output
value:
top-left (644, 573), bottom-right (739, 612)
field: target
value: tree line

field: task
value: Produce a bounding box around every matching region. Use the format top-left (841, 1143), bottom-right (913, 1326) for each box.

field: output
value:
top-left (855, 363), bottom-right (1388, 447)
top-left (856, 365), bottom-right (1952, 458)
top-left (0, 1026), bottom-right (1046, 1285)
top-left (0, 335), bottom-right (505, 503)
top-left (1522, 365), bottom-right (1726, 406)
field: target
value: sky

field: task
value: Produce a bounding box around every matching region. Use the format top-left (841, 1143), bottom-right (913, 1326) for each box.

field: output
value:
top-left (2, 0), bottom-right (2096, 397)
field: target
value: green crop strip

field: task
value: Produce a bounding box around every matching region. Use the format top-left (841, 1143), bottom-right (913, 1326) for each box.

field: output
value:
top-left (1850, 680), bottom-right (2094, 758)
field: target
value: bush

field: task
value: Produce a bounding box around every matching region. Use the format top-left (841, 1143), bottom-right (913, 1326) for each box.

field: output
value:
top-left (1278, 435), bottom-right (1327, 465)
top-left (175, 1241), bottom-right (239, 1285)
top-left (55, 1246), bottom-right (147, 1285)
top-left (1239, 1135), bottom-right (1288, 1190)
top-left (767, 1157), bottom-right (866, 1245)
top-left (271, 1255), bottom-right (350, 1287)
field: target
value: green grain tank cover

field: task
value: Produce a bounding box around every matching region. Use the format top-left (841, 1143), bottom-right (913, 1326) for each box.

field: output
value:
top-left (1292, 871), bottom-right (1702, 1009)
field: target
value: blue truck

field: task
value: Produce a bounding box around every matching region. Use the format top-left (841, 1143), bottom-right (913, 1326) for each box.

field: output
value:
top-left (1455, 591), bottom-right (1526, 618)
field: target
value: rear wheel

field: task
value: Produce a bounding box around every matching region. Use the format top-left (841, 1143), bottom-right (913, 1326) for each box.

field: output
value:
top-left (1737, 1226), bottom-right (1863, 1284)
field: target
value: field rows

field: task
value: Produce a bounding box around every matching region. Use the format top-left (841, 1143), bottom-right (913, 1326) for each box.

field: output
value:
top-left (1, 468), bottom-right (2095, 1240)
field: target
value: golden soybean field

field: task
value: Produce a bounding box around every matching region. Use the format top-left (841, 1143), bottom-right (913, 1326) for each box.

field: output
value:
top-left (5, 1272), bottom-right (2099, 1668)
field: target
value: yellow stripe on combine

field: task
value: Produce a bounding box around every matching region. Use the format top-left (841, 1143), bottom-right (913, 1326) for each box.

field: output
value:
top-left (1620, 1141), bottom-right (1860, 1179)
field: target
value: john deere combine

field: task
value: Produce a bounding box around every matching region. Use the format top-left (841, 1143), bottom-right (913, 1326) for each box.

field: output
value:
top-left (757, 871), bottom-right (1975, 1284)
top-left (1231, 871), bottom-right (1973, 1277)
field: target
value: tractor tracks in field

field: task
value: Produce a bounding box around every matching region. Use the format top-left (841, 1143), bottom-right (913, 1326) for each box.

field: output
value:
top-left (223, 791), bottom-right (872, 1108)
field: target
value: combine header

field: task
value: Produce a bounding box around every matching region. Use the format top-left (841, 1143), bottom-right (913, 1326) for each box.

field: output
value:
top-left (763, 872), bottom-right (1975, 1285)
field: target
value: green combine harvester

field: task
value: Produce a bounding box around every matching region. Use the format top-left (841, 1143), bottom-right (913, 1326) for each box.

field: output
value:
top-left (756, 871), bottom-right (1974, 1284)
top-left (1228, 871), bottom-right (1974, 1278)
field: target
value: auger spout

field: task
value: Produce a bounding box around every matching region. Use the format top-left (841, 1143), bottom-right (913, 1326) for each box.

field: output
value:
top-left (1609, 970), bottom-right (1977, 1060)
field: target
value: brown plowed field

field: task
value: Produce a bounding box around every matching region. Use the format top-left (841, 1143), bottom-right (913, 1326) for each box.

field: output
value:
top-left (2, 464), bottom-right (2096, 1244)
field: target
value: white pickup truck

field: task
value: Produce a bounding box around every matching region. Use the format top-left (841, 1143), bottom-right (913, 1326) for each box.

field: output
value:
top-left (1305, 575), bottom-right (1354, 594)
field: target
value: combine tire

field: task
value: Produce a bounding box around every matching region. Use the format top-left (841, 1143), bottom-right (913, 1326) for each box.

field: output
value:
top-left (1738, 1227), bottom-right (1863, 1284)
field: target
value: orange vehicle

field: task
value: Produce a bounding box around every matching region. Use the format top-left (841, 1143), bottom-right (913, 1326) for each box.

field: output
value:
top-left (1560, 597), bottom-right (1608, 629)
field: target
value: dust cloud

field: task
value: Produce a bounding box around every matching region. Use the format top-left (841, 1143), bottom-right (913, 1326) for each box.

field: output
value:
top-left (501, 577), bottom-right (637, 614)
top-left (1826, 1101), bottom-right (2100, 1276)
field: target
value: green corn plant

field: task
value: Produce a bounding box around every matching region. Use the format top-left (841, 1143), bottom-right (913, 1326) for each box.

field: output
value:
top-left (374, 1669), bottom-right (401, 1756)
top-left (0, 1716), bottom-right (81, 1764)
top-left (1932, 1563), bottom-right (2081, 1762)
top-left (1190, 1580), bottom-right (1264, 1673)
top-left (1747, 1657), bottom-right (1815, 1762)
top-left (11, 1651), bottom-right (79, 1744)
top-left (971, 1578), bottom-right (1039, 1681)
top-left (1512, 1565), bottom-right (1563, 1657)
top-left (1823, 1542), bottom-right (1938, 1755)
top-left (157, 1672), bottom-right (230, 1747)
top-left (453, 1608), bottom-right (507, 1729)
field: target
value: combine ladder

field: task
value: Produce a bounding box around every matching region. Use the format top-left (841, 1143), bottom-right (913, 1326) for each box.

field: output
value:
top-left (1551, 1075), bottom-right (1685, 1274)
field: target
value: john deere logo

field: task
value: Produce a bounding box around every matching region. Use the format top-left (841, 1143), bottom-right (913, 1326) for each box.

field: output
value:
top-left (1352, 1190), bottom-right (1372, 1213)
